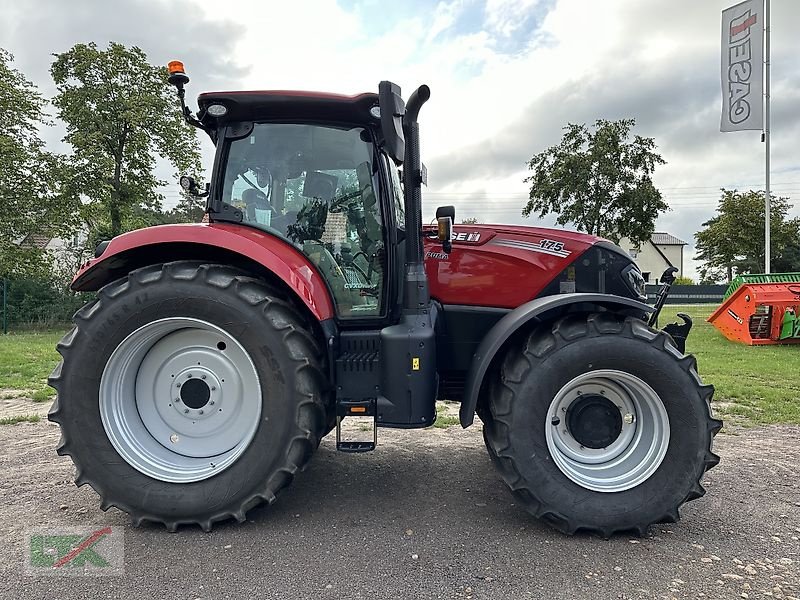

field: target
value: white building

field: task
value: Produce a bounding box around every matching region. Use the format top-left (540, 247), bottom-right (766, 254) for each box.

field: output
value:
top-left (619, 233), bottom-right (687, 283)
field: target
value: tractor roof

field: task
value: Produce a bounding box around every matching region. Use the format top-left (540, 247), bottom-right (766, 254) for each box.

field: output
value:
top-left (197, 90), bottom-right (379, 127)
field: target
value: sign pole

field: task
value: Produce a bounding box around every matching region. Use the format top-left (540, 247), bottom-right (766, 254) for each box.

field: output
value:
top-left (764, 0), bottom-right (771, 274)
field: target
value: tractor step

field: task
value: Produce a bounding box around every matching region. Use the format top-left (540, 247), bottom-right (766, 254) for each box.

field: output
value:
top-left (335, 399), bottom-right (377, 453)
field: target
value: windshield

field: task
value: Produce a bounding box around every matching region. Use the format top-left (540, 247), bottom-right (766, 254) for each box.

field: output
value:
top-left (220, 123), bottom-right (385, 318)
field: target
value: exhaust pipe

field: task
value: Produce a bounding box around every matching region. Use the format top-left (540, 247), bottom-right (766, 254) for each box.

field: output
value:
top-left (402, 85), bottom-right (431, 312)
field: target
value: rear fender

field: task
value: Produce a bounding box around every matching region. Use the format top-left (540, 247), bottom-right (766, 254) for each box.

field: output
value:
top-left (72, 223), bottom-right (335, 321)
top-left (459, 293), bottom-right (653, 427)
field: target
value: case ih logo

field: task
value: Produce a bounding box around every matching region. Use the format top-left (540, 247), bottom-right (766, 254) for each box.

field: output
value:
top-left (453, 231), bottom-right (481, 243)
top-left (726, 9), bottom-right (758, 125)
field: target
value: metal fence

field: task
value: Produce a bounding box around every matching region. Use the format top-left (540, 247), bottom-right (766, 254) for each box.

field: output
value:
top-left (1, 278), bottom-right (7, 334)
top-left (645, 284), bottom-right (728, 304)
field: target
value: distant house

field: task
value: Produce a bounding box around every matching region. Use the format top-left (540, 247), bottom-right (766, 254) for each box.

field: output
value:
top-left (16, 231), bottom-right (86, 253)
top-left (619, 232), bottom-right (687, 283)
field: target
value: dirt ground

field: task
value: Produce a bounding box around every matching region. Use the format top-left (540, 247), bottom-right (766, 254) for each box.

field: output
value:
top-left (0, 396), bottom-right (798, 599)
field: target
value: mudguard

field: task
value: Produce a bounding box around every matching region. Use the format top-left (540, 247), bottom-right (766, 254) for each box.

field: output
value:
top-left (72, 223), bottom-right (335, 321)
top-left (459, 293), bottom-right (654, 427)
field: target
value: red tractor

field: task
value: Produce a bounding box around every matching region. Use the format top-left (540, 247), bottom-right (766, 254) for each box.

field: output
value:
top-left (48, 63), bottom-right (721, 536)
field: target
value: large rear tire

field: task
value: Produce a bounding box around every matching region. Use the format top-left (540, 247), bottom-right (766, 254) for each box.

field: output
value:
top-left (482, 313), bottom-right (722, 537)
top-left (48, 262), bottom-right (329, 531)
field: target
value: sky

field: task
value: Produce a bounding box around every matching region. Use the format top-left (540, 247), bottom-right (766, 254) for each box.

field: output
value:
top-left (2, 0), bottom-right (798, 278)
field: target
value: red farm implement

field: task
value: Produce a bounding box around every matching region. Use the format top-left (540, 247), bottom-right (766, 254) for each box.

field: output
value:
top-left (708, 273), bottom-right (800, 345)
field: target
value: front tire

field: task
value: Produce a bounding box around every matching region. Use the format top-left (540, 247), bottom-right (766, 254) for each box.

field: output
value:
top-left (48, 262), bottom-right (329, 531)
top-left (483, 313), bottom-right (722, 537)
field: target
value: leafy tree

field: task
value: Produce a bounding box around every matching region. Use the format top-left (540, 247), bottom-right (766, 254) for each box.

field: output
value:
top-left (51, 42), bottom-right (201, 238)
top-left (524, 119), bottom-right (667, 245)
top-left (695, 189), bottom-right (800, 283)
top-left (0, 48), bottom-right (78, 277)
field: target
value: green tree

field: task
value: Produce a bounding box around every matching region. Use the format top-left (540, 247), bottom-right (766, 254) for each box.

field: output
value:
top-left (51, 42), bottom-right (201, 238)
top-left (695, 189), bottom-right (800, 283)
top-left (524, 119), bottom-right (667, 244)
top-left (0, 49), bottom-right (77, 277)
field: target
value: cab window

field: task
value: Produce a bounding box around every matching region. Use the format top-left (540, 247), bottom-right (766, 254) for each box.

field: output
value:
top-left (221, 124), bottom-right (385, 318)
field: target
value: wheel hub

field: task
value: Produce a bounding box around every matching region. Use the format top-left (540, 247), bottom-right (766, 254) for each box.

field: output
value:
top-left (179, 377), bottom-right (211, 409)
top-left (567, 394), bottom-right (623, 449)
top-left (172, 367), bottom-right (222, 420)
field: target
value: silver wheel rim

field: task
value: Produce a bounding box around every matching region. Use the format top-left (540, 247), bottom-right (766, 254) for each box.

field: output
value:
top-left (100, 317), bottom-right (261, 483)
top-left (544, 369), bottom-right (670, 493)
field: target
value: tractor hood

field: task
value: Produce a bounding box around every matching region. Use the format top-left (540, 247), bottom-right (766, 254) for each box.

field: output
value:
top-left (422, 224), bottom-right (645, 309)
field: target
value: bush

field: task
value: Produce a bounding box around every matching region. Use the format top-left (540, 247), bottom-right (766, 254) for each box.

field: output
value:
top-left (1, 277), bottom-right (91, 327)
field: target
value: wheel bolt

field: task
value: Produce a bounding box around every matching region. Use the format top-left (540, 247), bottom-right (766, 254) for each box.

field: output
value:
top-left (623, 413), bottom-right (635, 424)
top-left (184, 409), bottom-right (189, 414)
top-left (209, 401), bottom-right (215, 406)
top-left (175, 398), bottom-right (181, 403)
top-left (551, 416), bottom-right (560, 426)
top-left (211, 386), bottom-right (216, 391)
top-left (201, 374), bottom-right (207, 380)
top-left (176, 383), bottom-right (181, 388)
top-left (170, 434), bottom-right (179, 444)
top-left (561, 407), bottom-right (567, 413)
top-left (199, 410), bottom-right (204, 415)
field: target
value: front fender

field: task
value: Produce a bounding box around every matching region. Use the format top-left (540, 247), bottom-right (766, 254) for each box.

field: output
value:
top-left (72, 223), bottom-right (335, 321)
top-left (459, 293), bottom-right (653, 427)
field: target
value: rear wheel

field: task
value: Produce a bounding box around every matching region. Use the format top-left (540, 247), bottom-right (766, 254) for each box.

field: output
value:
top-left (49, 262), bottom-right (329, 531)
top-left (483, 313), bottom-right (722, 537)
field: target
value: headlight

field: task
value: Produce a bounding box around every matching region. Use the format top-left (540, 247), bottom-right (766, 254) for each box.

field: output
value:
top-left (622, 264), bottom-right (647, 301)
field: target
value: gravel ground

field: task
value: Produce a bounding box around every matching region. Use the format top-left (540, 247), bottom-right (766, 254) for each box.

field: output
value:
top-left (0, 400), bottom-right (798, 600)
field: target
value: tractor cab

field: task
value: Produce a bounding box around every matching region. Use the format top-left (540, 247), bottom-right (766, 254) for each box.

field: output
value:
top-left (216, 119), bottom-right (388, 318)
top-left (195, 94), bottom-right (401, 320)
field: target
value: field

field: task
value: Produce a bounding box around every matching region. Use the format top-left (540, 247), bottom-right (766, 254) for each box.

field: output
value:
top-left (0, 305), bottom-right (798, 425)
top-left (673, 304), bottom-right (800, 424)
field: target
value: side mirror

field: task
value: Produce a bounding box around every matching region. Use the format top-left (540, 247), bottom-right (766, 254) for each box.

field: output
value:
top-left (180, 175), bottom-right (208, 197)
top-left (378, 81), bottom-right (406, 164)
top-left (659, 266), bottom-right (679, 285)
top-left (436, 205), bottom-right (455, 253)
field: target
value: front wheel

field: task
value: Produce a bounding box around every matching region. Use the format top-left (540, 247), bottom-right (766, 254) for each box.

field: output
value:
top-left (483, 313), bottom-right (722, 537)
top-left (49, 262), bottom-right (329, 531)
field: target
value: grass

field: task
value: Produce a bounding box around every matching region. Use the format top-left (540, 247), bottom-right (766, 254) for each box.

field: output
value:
top-left (670, 304), bottom-right (800, 426)
top-left (0, 329), bottom-right (66, 401)
top-left (0, 414), bottom-right (41, 425)
top-left (0, 312), bottom-right (797, 427)
top-left (432, 402), bottom-right (461, 428)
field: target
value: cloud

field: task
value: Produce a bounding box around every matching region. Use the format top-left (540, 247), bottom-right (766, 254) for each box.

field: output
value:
top-left (4, 0), bottom-right (799, 277)
top-left (0, 0), bottom-right (244, 196)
